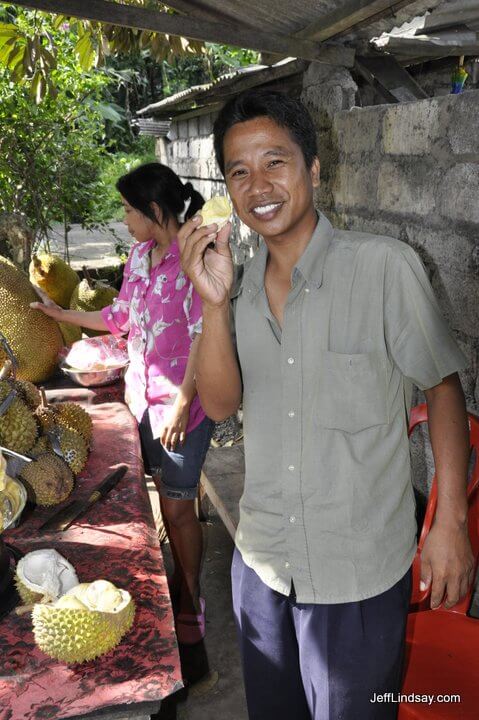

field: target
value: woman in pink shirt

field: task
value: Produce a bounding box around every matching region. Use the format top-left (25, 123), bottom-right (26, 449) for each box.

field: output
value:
top-left (31, 163), bottom-right (215, 645)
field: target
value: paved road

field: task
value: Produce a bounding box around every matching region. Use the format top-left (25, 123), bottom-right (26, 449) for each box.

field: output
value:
top-left (47, 221), bottom-right (133, 270)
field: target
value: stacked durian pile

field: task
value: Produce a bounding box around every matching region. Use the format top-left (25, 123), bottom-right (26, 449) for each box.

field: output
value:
top-left (15, 549), bottom-right (135, 663)
top-left (0, 376), bottom-right (92, 507)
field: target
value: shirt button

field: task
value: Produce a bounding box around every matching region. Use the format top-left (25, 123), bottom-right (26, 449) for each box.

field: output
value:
top-left (288, 465), bottom-right (295, 472)
top-left (285, 561), bottom-right (290, 568)
top-left (289, 515), bottom-right (296, 524)
top-left (288, 410), bottom-right (295, 418)
top-left (304, 287), bottom-right (310, 293)
top-left (287, 357), bottom-right (295, 364)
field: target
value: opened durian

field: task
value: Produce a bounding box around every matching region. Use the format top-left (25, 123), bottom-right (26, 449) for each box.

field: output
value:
top-left (200, 196), bottom-right (232, 230)
top-left (0, 381), bottom-right (38, 454)
top-left (50, 427), bottom-right (88, 474)
top-left (0, 452), bottom-right (27, 531)
top-left (52, 403), bottom-right (92, 444)
top-left (32, 579), bottom-right (135, 663)
top-left (15, 549), bottom-right (78, 605)
top-left (19, 453), bottom-right (74, 506)
top-left (29, 253), bottom-right (80, 308)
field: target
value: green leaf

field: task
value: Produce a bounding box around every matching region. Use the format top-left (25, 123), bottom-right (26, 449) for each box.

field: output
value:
top-left (75, 31), bottom-right (95, 70)
top-left (95, 101), bottom-right (124, 123)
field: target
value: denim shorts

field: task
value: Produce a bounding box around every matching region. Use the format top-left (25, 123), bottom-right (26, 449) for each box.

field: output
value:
top-left (139, 412), bottom-right (214, 500)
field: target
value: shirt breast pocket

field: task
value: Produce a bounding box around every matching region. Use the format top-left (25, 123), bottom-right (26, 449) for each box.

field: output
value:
top-left (315, 350), bottom-right (390, 433)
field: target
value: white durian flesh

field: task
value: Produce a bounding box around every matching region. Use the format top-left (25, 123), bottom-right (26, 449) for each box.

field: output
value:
top-left (15, 549), bottom-right (78, 605)
top-left (32, 579), bottom-right (135, 663)
top-left (199, 196), bottom-right (232, 230)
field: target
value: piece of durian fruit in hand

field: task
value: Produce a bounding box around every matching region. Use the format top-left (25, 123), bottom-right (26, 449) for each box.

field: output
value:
top-left (199, 196), bottom-right (232, 231)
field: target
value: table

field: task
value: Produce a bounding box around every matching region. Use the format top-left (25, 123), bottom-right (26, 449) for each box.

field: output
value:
top-left (0, 401), bottom-right (182, 720)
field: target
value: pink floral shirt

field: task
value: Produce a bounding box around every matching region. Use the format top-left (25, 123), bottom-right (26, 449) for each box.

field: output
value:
top-left (101, 238), bottom-right (205, 439)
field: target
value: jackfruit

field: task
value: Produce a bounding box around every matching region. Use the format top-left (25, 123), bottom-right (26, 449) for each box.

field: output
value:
top-left (59, 321), bottom-right (82, 347)
top-left (15, 549), bottom-right (78, 606)
top-left (200, 196), bottom-right (232, 230)
top-left (0, 255), bottom-right (63, 382)
top-left (32, 579), bottom-right (135, 663)
top-left (29, 254), bottom-right (80, 308)
top-left (13, 379), bottom-right (41, 410)
top-left (69, 268), bottom-right (118, 337)
top-left (19, 453), bottom-right (74, 506)
top-left (0, 381), bottom-right (38, 454)
top-left (53, 403), bottom-right (92, 444)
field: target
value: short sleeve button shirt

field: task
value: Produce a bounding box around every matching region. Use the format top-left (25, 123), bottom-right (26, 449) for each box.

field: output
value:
top-left (233, 213), bottom-right (467, 604)
top-left (101, 238), bottom-right (205, 439)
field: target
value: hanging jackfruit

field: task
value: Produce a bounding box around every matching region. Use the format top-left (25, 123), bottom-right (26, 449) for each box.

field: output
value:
top-left (69, 270), bottom-right (118, 338)
top-left (0, 255), bottom-right (63, 381)
top-left (32, 579), bottom-right (135, 663)
top-left (29, 254), bottom-right (80, 308)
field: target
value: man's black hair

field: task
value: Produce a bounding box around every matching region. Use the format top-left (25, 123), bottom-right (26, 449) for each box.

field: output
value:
top-left (213, 89), bottom-right (318, 175)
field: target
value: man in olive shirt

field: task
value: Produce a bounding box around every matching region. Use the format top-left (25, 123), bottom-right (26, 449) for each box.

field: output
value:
top-left (178, 90), bottom-right (474, 719)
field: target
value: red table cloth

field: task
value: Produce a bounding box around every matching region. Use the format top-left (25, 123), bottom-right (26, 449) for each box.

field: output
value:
top-left (0, 402), bottom-right (182, 720)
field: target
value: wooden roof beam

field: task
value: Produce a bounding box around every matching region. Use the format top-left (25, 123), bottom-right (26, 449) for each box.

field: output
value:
top-left (9, 0), bottom-right (355, 66)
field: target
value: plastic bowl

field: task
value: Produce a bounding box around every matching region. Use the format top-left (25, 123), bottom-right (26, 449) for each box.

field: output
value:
top-left (60, 362), bottom-right (128, 388)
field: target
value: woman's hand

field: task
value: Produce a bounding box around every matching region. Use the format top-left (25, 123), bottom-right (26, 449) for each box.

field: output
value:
top-left (161, 398), bottom-right (191, 452)
top-left (178, 216), bottom-right (234, 308)
top-left (30, 286), bottom-right (65, 322)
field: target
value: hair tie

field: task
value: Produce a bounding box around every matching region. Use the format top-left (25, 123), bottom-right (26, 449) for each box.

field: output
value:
top-left (178, 196), bottom-right (192, 223)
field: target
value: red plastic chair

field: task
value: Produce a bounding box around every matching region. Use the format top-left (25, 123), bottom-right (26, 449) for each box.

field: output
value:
top-left (398, 404), bottom-right (479, 720)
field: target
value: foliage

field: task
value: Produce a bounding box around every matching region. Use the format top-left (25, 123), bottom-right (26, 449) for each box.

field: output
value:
top-left (0, 12), bottom-right (112, 252)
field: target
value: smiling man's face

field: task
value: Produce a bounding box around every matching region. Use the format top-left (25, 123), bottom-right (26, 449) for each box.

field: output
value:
top-left (223, 116), bottom-right (320, 244)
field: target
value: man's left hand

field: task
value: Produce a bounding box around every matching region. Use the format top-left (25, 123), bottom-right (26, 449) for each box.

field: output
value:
top-left (420, 520), bottom-right (475, 609)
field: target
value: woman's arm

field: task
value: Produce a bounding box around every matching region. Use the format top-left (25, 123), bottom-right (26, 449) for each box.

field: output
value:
top-left (30, 288), bottom-right (109, 332)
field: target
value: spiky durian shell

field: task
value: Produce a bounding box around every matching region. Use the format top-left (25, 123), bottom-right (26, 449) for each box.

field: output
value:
top-left (13, 379), bottom-right (41, 410)
top-left (34, 405), bottom-right (57, 433)
top-left (15, 579), bottom-right (43, 605)
top-left (53, 403), bottom-right (92, 444)
top-left (19, 453), bottom-right (74, 506)
top-left (54, 428), bottom-right (88, 474)
top-left (29, 434), bottom-right (50, 458)
top-left (32, 591), bottom-right (135, 663)
top-left (0, 382), bottom-right (38, 453)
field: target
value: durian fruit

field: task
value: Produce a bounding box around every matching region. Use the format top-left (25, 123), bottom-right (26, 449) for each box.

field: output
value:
top-left (200, 196), bottom-right (232, 230)
top-left (69, 267), bottom-right (118, 337)
top-left (51, 427), bottom-right (88, 474)
top-left (32, 579), bottom-right (135, 663)
top-left (15, 549), bottom-right (78, 606)
top-left (29, 253), bottom-right (80, 308)
top-left (53, 402), bottom-right (92, 444)
top-left (19, 453), bottom-right (74, 506)
top-left (59, 321), bottom-right (82, 347)
top-left (0, 381), bottom-right (38, 454)
top-left (35, 405), bottom-right (57, 433)
top-left (0, 255), bottom-right (63, 381)
top-left (29, 434), bottom-right (51, 458)
top-left (13, 379), bottom-right (41, 410)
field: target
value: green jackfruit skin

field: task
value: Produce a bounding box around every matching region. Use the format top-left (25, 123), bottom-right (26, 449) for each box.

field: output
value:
top-left (29, 253), bottom-right (80, 308)
top-left (0, 255), bottom-right (63, 381)
top-left (32, 599), bottom-right (135, 663)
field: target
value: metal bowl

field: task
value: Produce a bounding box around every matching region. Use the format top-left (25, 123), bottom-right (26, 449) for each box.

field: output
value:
top-left (1, 477), bottom-right (27, 531)
top-left (60, 361), bottom-right (128, 388)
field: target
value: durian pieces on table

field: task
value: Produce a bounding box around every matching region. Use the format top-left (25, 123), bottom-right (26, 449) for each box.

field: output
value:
top-left (0, 255), bottom-right (63, 381)
top-left (69, 266), bottom-right (118, 338)
top-left (32, 579), bottom-right (135, 663)
top-left (15, 548), bottom-right (78, 606)
top-left (29, 253), bottom-right (80, 308)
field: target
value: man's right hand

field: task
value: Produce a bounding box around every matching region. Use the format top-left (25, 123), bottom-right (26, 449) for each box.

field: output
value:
top-left (178, 215), bottom-right (234, 308)
top-left (30, 286), bottom-right (65, 322)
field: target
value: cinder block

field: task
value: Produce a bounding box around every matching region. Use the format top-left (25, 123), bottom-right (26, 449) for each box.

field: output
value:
top-left (334, 106), bottom-right (383, 155)
top-left (167, 122), bottom-right (178, 141)
top-left (189, 138), bottom-right (202, 159)
top-left (200, 136), bottom-right (215, 159)
top-left (178, 120), bottom-right (188, 139)
top-left (382, 99), bottom-right (440, 155)
top-left (333, 163), bottom-right (377, 209)
top-left (377, 161), bottom-right (435, 216)
top-left (439, 163), bottom-right (479, 223)
top-left (188, 117), bottom-right (199, 137)
top-left (199, 114), bottom-right (213, 136)
top-left (442, 91), bottom-right (479, 154)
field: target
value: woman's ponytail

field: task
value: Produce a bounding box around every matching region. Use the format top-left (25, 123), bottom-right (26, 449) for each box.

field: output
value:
top-left (182, 181), bottom-right (204, 221)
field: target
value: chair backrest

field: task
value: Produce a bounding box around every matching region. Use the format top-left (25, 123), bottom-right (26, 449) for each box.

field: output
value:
top-left (408, 403), bottom-right (479, 613)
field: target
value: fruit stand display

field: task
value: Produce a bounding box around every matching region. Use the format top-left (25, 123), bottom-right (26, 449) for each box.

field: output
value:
top-left (0, 254), bottom-right (181, 719)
